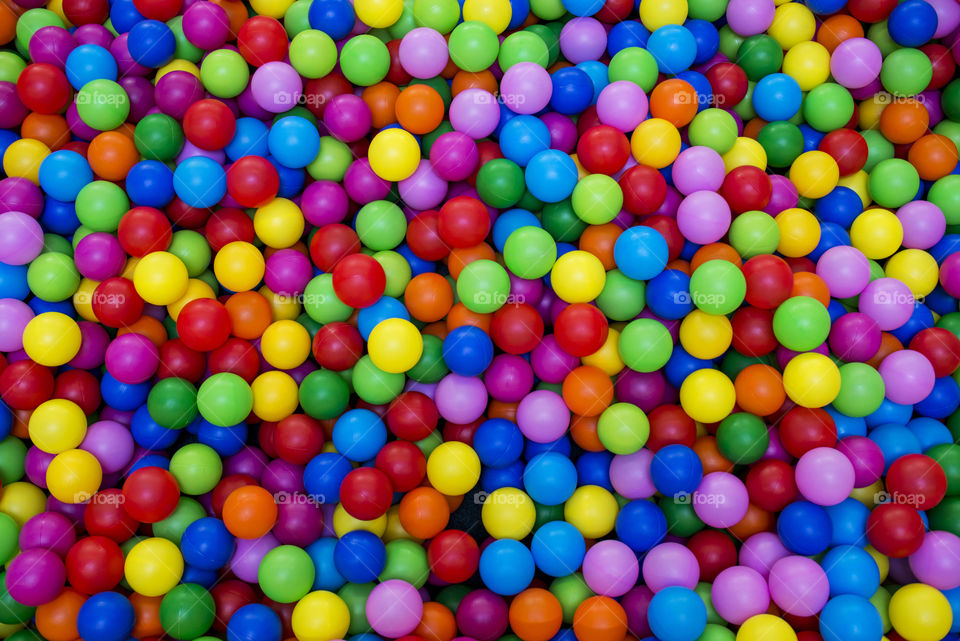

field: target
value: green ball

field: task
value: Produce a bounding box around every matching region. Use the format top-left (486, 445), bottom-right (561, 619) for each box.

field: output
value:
top-left (284, 0), bottom-right (313, 37)
top-left (339, 582), bottom-right (375, 634)
top-left (772, 296), bottom-right (830, 351)
top-left (720, 352), bottom-right (773, 380)
top-left (0, 514), bottom-right (17, 565)
top-left (307, 136), bottom-right (353, 181)
top-left (435, 585), bottom-right (470, 614)
top-left (76, 79), bottom-right (129, 131)
top-left (533, 501), bottom-right (564, 530)
top-left (380, 539), bottom-right (430, 586)
top-left (933, 119), bottom-right (960, 151)
top-left (736, 35), bottom-right (783, 81)
top-left (832, 362), bottom-right (885, 418)
top-left (356, 200), bottom-right (407, 250)
top-left (866, 20), bottom-right (899, 57)
top-left (869, 158), bottom-right (920, 209)
top-left (303, 274), bottom-right (354, 323)
top-left (153, 497), bottom-right (206, 545)
top-left (259, 545), bottom-right (316, 603)
top-left (477, 159), bottom-right (525, 209)
top-left (689, 259), bottom-right (746, 315)
top-left (803, 83), bottom-right (854, 132)
top-left (619, 318), bottom-right (673, 372)
top-left (160, 583), bottom-right (215, 640)
top-left (413, 0), bottom-right (460, 33)
top-left (607, 47), bottom-right (658, 92)
top-left (169, 443), bottom-right (223, 495)
top-left (421, 121), bottom-right (454, 157)
top-left (290, 29), bottom-right (338, 78)
top-left (6, 630), bottom-right (45, 641)
top-left (148, 377), bottom-right (198, 430)
top-left (658, 495), bottom-right (704, 537)
top-left (525, 24), bottom-right (559, 66)
top-left (698, 624), bottom-right (736, 641)
top-left (15, 8), bottom-right (63, 49)
top-left (688, 108), bottom-right (738, 154)
top-left (374, 250), bottom-right (412, 298)
top-left (549, 573), bottom-right (593, 624)
top-left (168, 230), bottom-right (211, 277)
top-left (729, 210), bottom-right (780, 258)
top-left (541, 199), bottom-right (587, 242)
top-left (529, 0), bottom-right (564, 19)
top-left (200, 49), bottom-right (250, 98)
top-left (597, 402), bottom-right (649, 455)
top-left (407, 334), bottom-right (448, 383)
top-left (448, 21), bottom-right (499, 72)
top-left (716, 412), bottom-right (769, 464)
top-left (0, 574), bottom-right (36, 624)
top-left (503, 226), bottom-right (557, 279)
top-left (387, 0), bottom-right (417, 39)
top-left (757, 121), bottom-right (804, 168)
top-left (695, 581), bottom-right (722, 625)
top-left (197, 373), bottom-right (253, 427)
top-left (926, 444), bottom-right (960, 496)
top-left (27, 251), bottom-right (80, 301)
top-left (135, 113), bottom-right (184, 161)
top-left (687, 0), bottom-right (727, 21)
top-left (414, 429), bottom-right (443, 457)
top-left (862, 129), bottom-right (895, 173)
top-left (339, 34), bottom-right (390, 86)
top-left (880, 48), bottom-right (932, 97)
top-left (456, 259), bottom-right (511, 313)
top-left (928, 496), bottom-right (960, 536)
top-left (299, 369), bottom-right (351, 419)
top-left (353, 355), bottom-right (404, 404)
top-left (732, 81), bottom-right (756, 121)
top-left (0, 51), bottom-right (26, 83)
top-left (595, 269), bottom-right (645, 321)
top-left (75, 180), bottom-right (130, 232)
top-left (717, 24), bottom-right (744, 60)
top-left (571, 173), bottom-right (622, 224)
top-left (44, 233), bottom-right (73, 256)
top-left (943, 79), bottom-right (960, 122)
top-left (0, 436), bottom-right (26, 485)
top-left (928, 175), bottom-right (960, 226)
top-left (168, 16), bottom-right (203, 62)
top-left (499, 31), bottom-right (549, 70)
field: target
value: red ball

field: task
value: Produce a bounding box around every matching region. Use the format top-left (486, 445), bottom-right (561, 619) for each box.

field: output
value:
top-left (312, 322), bottom-right (364, 371)
top-left (63, 0), bottom-right (109, 24)
top-left (157, 338), bottom-right (206, 382)
top-left (921, 44), bottom-right (956, 90)
top-left (406, 211), bottom-right (449, 261)
top-left (866, 503), bottom-right (925, 557)
top-left (65, 535), bottom-right (124, 594)
top-left (706, 62), bottom-right (748, 107)
top-left (339, 467), bottom-right (394, 520)
top-left (687, 529), bottom-right (737, 582)
top-left (594, 0), bottom-right (631, 22)
top-left (554, 303), bottom-right (609, 357)
top-left (719, 166), bottom-right (771, 214)
top-left (818, 129), bottom-right (868, 176)
top-left (387, 391), bottom-right (439, 441)
top-left (0, 360), bottom-right (54, 410)
top-left (309, 223), bottom-right (361, 272)
top-left (619, 165), bottom-right (667, 216)
top-left (742, 255), bottom-right (793, 309)
top-left (118, 206), bottom-right (173, 257)
top-left (886, 453), bottom-right (947, 510)
top-left (575, 105), bottom-right (603, 139)
top-left (646, 405), bottom-right (697, 451)
top-left (331, 253), bottom-right (386, 308)
top-left (731, 307), bottom-right (778, 357)
top-left (183, 99), bottom-right (236, 151)
top-left (438, 197), bottom-right (491, 248)
top-left (83, 489), bottom-right (139, 542)
top-left (16, 63), bottom-right (72, 114)
top-left (577, 125), bottom-right (631, 175)
top-left (909, 327), bottom-right (960, 377)
top-left (427, 530), bottom-right (480, 584)
top-left (640, 215), bottom-right (684, 261)
top-left (92, 277), bottom-right (144, 328)
top-left (133, 0), bottom-right (181, 20)
top-left (211, 580), bottom-right (258, 633)
top-left (442, 418), bottom-right (481, 445)
top-left (274, 414), bottom-right (326, 465)
top-left (53, 369), bottom-right (101, 416)
top-left (374, 440), bottom-right (427, 492)
top-left (490, 303), bottom-right (544, 354)
top-left (167, 197), bottom-right (211, 229)
top-left (122, 466), bottom-right (181, 523)
top-left (258, 421), bottom-right (278, 458)
top-left (237, 16), bottom-right (289, 66)
top-left (848, 0), bottom-right (896, 22)
top-left (177, 298), bottom-right (232, 352)
top-left (227, 156), bottom-right (280, 208)
top-left (209, 337), bottom-right (260, 383)
top-left (385, 39), bottom-right (412, 85)
top-left (779, 407), bottom-right (837, 458)
top-left (205, 207), bottom-right (255, 252)
top-left (745, 459), bottom-right (798, 512)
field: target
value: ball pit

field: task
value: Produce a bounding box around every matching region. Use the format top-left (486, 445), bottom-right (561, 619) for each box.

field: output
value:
top-left (0, 0), bottom-right (960, 640)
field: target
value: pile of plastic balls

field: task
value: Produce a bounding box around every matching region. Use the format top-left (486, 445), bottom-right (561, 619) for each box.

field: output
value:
top-left (3, 0), bottom-right (960, 639)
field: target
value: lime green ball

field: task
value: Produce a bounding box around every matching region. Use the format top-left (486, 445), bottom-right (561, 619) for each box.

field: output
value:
top-left (716, 412), bottom-right (768, 464)
top-left (15, 8), bottom-right (64, 50)
top-left (449, 21), bottom-right (499, 72)
top-left (169, 443), bottom-right (223, 495)
top-left (413, 0), bottom-right (460, 33)
top-left (619, 318), bottom-right (673, 372)
top-left (75, 180), bottom-right (130, 232)
top-left (374, 250), bottom-right (412, 298)
top-left (596, 269), bottom-right (645, 321)
top-left (597, 402), bottom-right (649, 455)
top-left (356, 200), bottom-right (407, 250)
top-left (353, 355), bottom-right (404, 404)
top-left (340, 34), bottom-right (390, 86)
top-left (549, 573), bottom-right (593, 624)
top-left (833, 362), bottom-right (885, 418)
top-left (688, 108), bottom-right (738, 154)
top-left (869, 158), bottom-right (920, 208)
top-left (160, 583), bottom-right (216, 640)
top-left (197, 372), bottom-right (253, 427)
top-left (880, 48), bottom-right (932, 97)
top-left (718, 24), bottom-right (745, 60)
top-left (200, 49), bottom-right (251, 98)
top-left (607, 47), bottom-right (659, 92)
top-left (773, 296), bottom-right (830, 351)
top-left (259, 545), bottom-right (316, 603)
top-left (76, 79), bottom-right (129, 131)
top-left (380, 539), bottom-right (430, 586)
top-left (135, 113), bottom-right (184, 161)
top-left (729, 210), bottom-right (780, 258)
top-left (168, 16), bottom-right (203, 62)
top-left (285, 0), bottom-right (314, 36)
top-left (0, 51), bottom-right (26, 83)
top-left (503, 226), bottom-right (557, 279)
top-left (862, 129), bottom-right (894, 172)
top-left (303, 273), bottom-right (353, 323)
top-left (299, 369), bottom-right (351, 419)
top-left (529, 0), bottom-right (564, 19)
top-left (732, 81), bottom-right (756, 121)
top-left (867, 20), bottom-right (899, 57)
top-left (542, 199), bottom-right (588, 242)
top-left (929, 175), bottom-right (960, 226)
top-left (456, 259), bottom-right (511, 313)
top-left (290, 29), bottom-right (337, 78)
top-left (803, 83), bottom-right (854, 132)
top-left (499, 31), bottom-right (549, 70)
top-left (306, 136), bottom-right (353, 181)
top-left (153, 497), bottom-right (206, 545)
top-left (688, 0), bottom-right (727, 21)
top-left (167, 230), bottom-right (211, 277)
top-left (414, 428), bottom-right (443, 457)
top-left (571, 174), bottom-right (623, 225)
top-left (388, 0), bottom-right (417, 39)
top-left (689, 259), bottom-right (746, 315)
top-left (27, 252), bottom-right (80, 301)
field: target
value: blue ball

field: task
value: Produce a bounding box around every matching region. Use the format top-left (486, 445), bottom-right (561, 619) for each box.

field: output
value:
top-left (480, 460), bottom-right (525, 492)
top-left (576, 451), bottom-right (613, 490)
top-left (805, 0), bottom-right (846, 13)
top-left (269, 116), bottom-right (322, 169)
top-left (0, 400), bottom-right (11, 441)
top-left (889, 302), bottom-right (935, 344)
top-left (607, 21), bottom-right (649, 56)
top-left (0, 261), bottom-right (27, 299)
top-left (198, 421), bottom-right (248, 457)
top-left (227, 604), bottom-right (282, 641)
top-left (308, 0), bottom-right (356, 40)
top-left (41, 198), bottom-right (80, 235)
top-left (474, 418), bottom-right (525, 467)
top-left (101, 373), bottom-right (150, 412)
top-left (357, 296), bottom-right (410, 339)
top-left (907, 417), bottom-right (954, 451)
top-left (127, 19), bottom-right (177, 68)
top-left (397, 243), bottom-right (435, 276)
top-left (174, 156), bottom-right (226, 208)
top-left (808, 221), bottom-right (851, 261)
top-left (650, 444), bottom-right (703, 497)
top-left (646, 269), bottom-right (693, 320)
top-left (77, 592), bottom-right (135, 641)
top-left (800, 124), bottom-right (825, 152)
top-left (869, 424), bottom-right (923, 472)
top-left (944, 586), bottom-right (960, 634)
top-left (888, 0), bottom-right (938, 47)
top-left (931, 234), bottom-right (960, 263)
top-left (493, 209), bottom-right (541, 250)
top-left (674, 70), bottom-right (712, 111)
top-left (131, 403), bottom-right (179, 449)
top-left (38, 150), bottom-right (93, 202)
top-left (816, 186), bottom-right (863, 227)
top-left (110, 0), bottom-right (144, 33)
top-left (65, 44), bottom-right (118, 89)
top-left (664, 347), bottom-right (711, 388)
top-left (685, 19), bottom-right (719, 65)
top-left (648, 586), bottom-right (707, 641)
top-left (306, 537), bottom-right (346, 591)
top-left (616, 499), bottom-right (667, 552)
top-left (269, 156), bottom-right (306, 197)
top-left (524, 435), bottom-right (571, 460)
top-left (128, 454), bottom-right (170, 473)
top-left (818, 595), bottom-right (883, 641)
top-left (577, 60), bottom-right (609, 103)
top-left (550, 67), bottom-right (593, 115)
top-left (182, 565), bottom-right (219, 588)
top-left (531, 521), bottom-right (586, 577)
top-left (334, 530), bottom-right (386, 583)
top-left (915, 376), bottom-right (960, 418)
top-left (865, 398), bottom-right (914, 428)
top-left (614, 225), bottom-right (669, 280)
top-left (181, 517), bottom-right (236, 570)
top-left (28, 298), bottom-right (75, 316)
top-left (560, 0), bottom-right (603, 16)
top-left (825, 497), bottom-right (870, 547)
top-left (443, 325), bottom-right (494, 376)
top-left (822, 545), bottom-right (880, 598)
top-left (479, 539), bottom-right (535, 595)
top-left (647, 25), bottom-right (697, 74)
top-left (506, 0), bottom-right (529, 28)
top-left (125, 160), bottom-right (175, 207)
top-left (523, 452), bottom-right (578, 505)
top-left (226, 118), bottom-right (271, 160)
top-left (777, 501), bottom-right (832, 555)
top-left (525, 150), bottom-right (578, 203)
top-left (753, 73), bottom-right (802, 122)
top-left (499, 116), bottom-right (551, 167)
top-left (304, 452), bottom-right (353, 503)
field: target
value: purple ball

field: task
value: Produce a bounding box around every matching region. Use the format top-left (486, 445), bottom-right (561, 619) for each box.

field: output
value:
top-left (155, 71), bottom-right (205, 120)
top-left (530, 334), bottom-right (578, 383)
top-left (301, 180), bottom-right (349, 226)
top-left (516, 389), bottom-right (570, 443)
top-left (609, 449), bottom-right (656, 499)
top-left (344, 158), bottom-right (391, 204)
top-left (69, 321), bottom-right (110, 370)
top-left (879, 349), bottom-right (936, 405)
top-left (224, 446), bottom-right (269, 481)
top-left (110, 33), bottom-right (150, 77)
top-left (763, 174), bottom-right (799, 215)
top-left (28, 26), bottom-right (77, 68)
top-left (273, 496), bottom-right (324, 547)
top-left (67, 101), bottom-right (101, 140)
top-left (898, 201), bottom-right (946, 249)
top-left (4, 548), bottom-right (66, 606)
top-left (0, 81), bottom-right (27, 129)
top-left (499, 62), bottom-right (553, 115)
top-left (229, 533), bottom-right (278, 583)
top-left (324, 94), bottom-right (372, 142)
top-left (0, 298), bottom-right (33, 352)
top-left (908, 530), bottom-right (960, 590)
top-left (816, 245), bottom-right (870, 298)
top-left (642, 542), bottom-right (699, 591)
top-left (559, 17), bottom-right (607, 63)
top-left (81, 420), bottom-right (135, 474)
top-left (620, 586), bottom-right (654, 638)
top-left (73, 24), bottom-right (113, 48)
top-left (398, 160), bottom-right (448, 211)
top-left (429, 131), bottom-right (479, 182)
top-left (251, 62), bottom-right (302, 113)
top-left (261, 459), bottom-right (304, 495)
top-left (596, 81), bottom-right (649, 133)
top-left (25, 446), bottom-right (55, 488)
top-left (0, 177), bottom-right (43, 217)
top-left (836, 435), bottom-right (885, 488)
top-left (768, 556), bottom-right (829, 616)
top-left (264, 249), bottom-right (313, 296)
top-left (75, 231), bottom-right (126, 280)
top-left (738, 531), bottom-right (789, 579)
top-left (828, 312), bottom-right (881, 363)
top-left (542, 112), bottom-right (578, 152)
top-left (435, 373), bottom-right (488, 424)
top-left (508, 274), bottom-right (543, 306)
top-left (858, 277), bottom-right (915, 330)
top-left (182, 1), bottom-right (231, 50)
top-left (104, 333), bottom-right (160, 384)
top-left (449, 89), bottom-right (501, 139)
top-left (710, 566), bottom-right (770, 625)
top-left (18, 512), bottom-right (76, 557)
top-left (483, 354), bottom-right (534, 403)
top-left (455, 590), bottom-right (508, 641)
top-left (614, 369), bottom-right (666, 412)
top-left (693, 471), bottom-right (749, 527)
top-left (119, 76), bottom-right (156, 122)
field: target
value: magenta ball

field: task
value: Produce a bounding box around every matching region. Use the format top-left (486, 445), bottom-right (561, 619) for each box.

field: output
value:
top-left (677, 190), bottom-right (732, 245)
top-left (530, 334), bottom-right (578, 383)
top-left (182, 1), bottom-right (231, 50)
top-left (830, 38), bottom-right (882, 89)
top-left (795, 447), bottom-right (856, 506)
top-left (483, 354), bottom-right (534, 403)
top-left (671, 146), bottom-right (725, 195)
top-left (641, 542), bottom-right (699, 592)
top-left (828, 312), bottom-right (881, 363)
top-left (324, 93), bottom-right (372, 142)
top-left (858, 277), bottom-right (915, 330)
top-left (367, 580), bottom-right (424, 638)
top-left (0, 211), bottom-right (44, 265)
top-left (28, 26), bottom-right (77, 68)
top-left (0, 81), bottom-right (27, 129)
top-left (907, 530), bottom-right (960, 590)
top-left (25, 446), bottom-right (55, 488)
top-left (75, 231), bottom-right (126, 280)
top-left (273, 498), bottom-right (324, 547)
top-left (18, 512), bottom-right (76, 557)
top-left (398, 27), bottom-right (449, 79)
top-left (435, 373), bottom-right (488, 424)
top-left (693, 471), bottom-right (749, 527)
top-left (879, 349), bottom-right (936, 405)
top-left (836, 436), bottom-right (885, 488)
top-left (516, 389), bottom-right (570, 443)
top-left (815, 245), bottom-right (870, 298)
top-left (103, 332), bottom-right (160, 384)
top-left (80, 420), bottom-right (135, 474)
top-left (449, 89), bottom-right (501, 139)
top-left (768, 556), bottom-right (829, 616)
top-left (455, 590), bottom-right (508, 641)
top-left (614, 369), bottom-right (666, 412)
top-left (261, 459), bottom-right (304, 495)
top-left (596, 81), bottom-right (648, 133)
top-left (4, 548), bottom-right (66, 606)
top-left (710, 566), bottom-right (770, 625)
top-left (70, 321), bottom-right (110, 370)
top-left (224, 446), bottom-right (268, 481)
top-left (620, 586), bottom-right (654, 638)
top-left (0, 177), bottom-right (43, 217)
top-left (738, 531), bottom-right (790, 579)
top-left (609, 449), bottom-right (656, 499)
top-left (763, 174), bottom-right (798, 215)
top-left (264, 248), bottom-right (313, 296)
top-left (582, 540), bottom-right (639, 597)
top-left (155, 71), bottom-right (205, 120)
top-left (430, 131), bottom-right (479, 181)
top-left (398, 160), bottom-right (448, 211)
top-left (499, 62), bottom-right (553, 115)
top-left (344, 158), bottom-right (391, 205)
top-left (542, 111), bottom-right (578, 152)
top-left (301, 180), bottom-right (349, 226)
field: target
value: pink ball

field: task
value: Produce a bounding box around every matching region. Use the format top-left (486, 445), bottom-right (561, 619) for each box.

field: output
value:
top-left (710, 566), bottom-right (769, 625)
top-left (324, 94), bottom-right (372, 142)
top-left (367, 580), bottom-right (424, 638)
top-left (672, 146), bottom-right (725, 195)
top-left (858, 277), bottom-right (915, 330)
top-left (596, 81), bottom-right (648, 133)
top-left (399, 160), bottom-right (448, 211)
top-left (908, 530), bottom-right (960, 590)
top-left (182, 1), bottom-right (231, 50)
top-left (768, 556), bottom-right (829, 616)
top-left (484, 354), bottom-right (534, 403)
top-left (81, 420), bottom-right (135, 474)
top-left (738, 532), bottom-right (789, 579)
top-left (0, 298), bottom-right (33, 352)
top-left (725, 0), bottom-right (775, 36)
top-left (229, 534), bottom-right (278, 583)
top-left (264, 249), bottom-right (313, 297)
top-left (641, 542), bottom-right (699, 592)
top-left (677, 191), bottom-right (732, 245)
top-left (828, 313), bottom-right (881, 363)
top-left (301, 180), bottom-right (349, 226)
top-left (450, 89), bottom-right (501, 139)
top-left (530, 334), bottom-right (578, 383)
top-left (0, 211), bottom-right (44, 265)
top-left (399, 28), bottom-right (449, 79)
top-left (499, 62), bottom-right (553, 115)
top-left (559, 17), bottom-right (606, 63)
top-left (795, 447), bottom-right (856, 506)
top-left (435, 373), bottom-right (488, 424)
top-left (69, 321), bottom-right (110, 370)
top-left (609, 449), bottom-right (656, 499)
top-left (879, 349), bottom-right (936, 405)
top-left (430, 132), bottom-right (479, 182)
top-left (582, 540), bottom-right (639, 597)
top-left (763, 174), bottom-right (798, 215)
top-left (693, 471), bottom-right (749, 527)
top-left (18, 512), bottom-right (76, 557)
top-left (815, 246), bottom-right (870, 298)
top-left (516, 389), bottom-right (570, 443)
top-left (830, 38), bottom-right (882, 89)
top-left (836, 436), bottom-right (885, 488)
top-left (251, 62), bottom-right (302, 113)
top-left (103, 332), bottom-right (160, 384)
top-left (898, 201), bottom-right (946, 249)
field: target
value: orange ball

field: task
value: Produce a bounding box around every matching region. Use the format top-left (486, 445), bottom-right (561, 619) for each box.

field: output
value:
top-left (790, 273), bottom-right (831, 308)
top-left (665, 259), bottom-right (691, 274)
top-left (452, 70), bottom-right (499, 96)
top-left (117, 315), bottom-right (168, 348)
top-left (226, 290), bottom-right (274, 339)
top-left (405, 273), bottom-right (454, 322)
top-left (362, 82), bottom-right (401, 129)
top-left (816, 14), bottom-right (864, 52)
top-left (88, 131), bottom-right (139, 181)
top-left (879, 99), bottom-right (929, 145)
top-left (446, 302), bottom-right (492, 333)
top-left (21, 113), bottom-right (70, 150)
top-left (131, 593), bottom-right (164, 639)
top-left (414, 602), bottom-right (458, 641)
top-left (0, 0), bottom-right (17, 46)
top-left (222, 486), bottom-right (278, 539)
top-left (866, 332), bottom-right (904, 369)
top-left (447, 242), bottom-right (496, 279)
top-left (571, 413), bottom-right (605, 452)
top-left (691, 243), bottom-right (742, 271)
top-left (649, 79), bottom-right (698, 127)
top-left (908, 133), bottom-right (959, 181)
top-left (395, 84), bottom-right (445, 135)
top-left (509, 589), bottom-right (564, 641)
top-left (743, 117), bottom-right (767, 140)
top-left (562, 365), bottom-right (614, 417)
top-left (488, 400), bottom-right (518, 422)
top-left (36, 587), bottom-right (86, 641)
top-left (572, 596), bottom-right (628, 641)
top-left (693, 435), bottom-right (734, 474)
top-left (211, 0), bottom-right (247, 35)
top-left (734, 364), bottom-right (785, 417)
top-left (579, 223), bottom-right (621, 270)
top-left (398, 486), bottom-right (449, 539)
top-left (728, 502), bottom-right (776, 541)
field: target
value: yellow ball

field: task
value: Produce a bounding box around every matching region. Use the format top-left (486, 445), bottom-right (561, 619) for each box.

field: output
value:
top-left (481, 487), bottom-right (536, 539)
top-left (214, 241), bottom-right (266, 292)
top-left (29, 399), bottom-right (87, 454)
top-left (631, 118), bottom-right (681, 169)
top-left (369, 129), bottom-right (421, 182)
top-left (866, 546), bottom-right (889, 583)
top-left (261, 320), bottom-right (312, 370)
top-left (463, 0), bottom-right (511, 33)
top-left (581, 328), bottom-right (624, 376)
top-left (550, 250), bottom-right (606, 303)
top-left (767, 3), bottom-right (815, 50)
top-left (564, 485), bottom-right (618, 539)
top-left (73, 278), bottom-right (99, 322)
top-left (679, 368), bottom-right (736, 424)
top-left (251, 371), bottom-right (300, 422)
top-left (383, 505), bottom-right (418, 542)
top-left (292, 591), bottom-right (351, 641)
top-left (332, 503), bottom-right (388, 537)
top-left (783, 352), bottom-right (841, 408)
top-left (156, 59), bottom-right (200, 82)
top-left (885, 249), bottom-right (939, 298)
top-left (790, 150), bottom-right (839, 199)
top-left (260, 284), bottom-right (302, 321)
top-left (889, 584), bottom-right (952, 641)
top-left (46, 449), bottom-right (102, 504)
top-left (776, 208), bottom-right (822, 258)
top-left (124, 537), bottom-right (184, 597)
top-left (638, 0), bottom-right (687, 31)
top-left (254, 198), bottom-right (305, 249)
top-left (250, 0), bottom-right (295, 18)
top-left (782, 41), bottom-right (830, 91)
top-left (736, 614), bottom-right (797, 641)
top-left (838, 170), bottom-right (871, 207)
top-left (355, 0), bottom-right (403, 27)
top-left (722, 137), bottom-right (767, 173)
top-left (167, 278), bottom-right (217, 321)
top-left (851, 209), bottom-right (904, 260)
top-left (859, 95), bottom-right (888, 130)
top-left (22, 312), bottom-right (82, 367)
top-left (0, 482), bottom-right (47, 527)
top-left (3, 138), bottom-right (50, 184)
top-left (680, 310), bottom-right (732, 360)
top-left (134, 251), bottom-right (189, 305)
top-left (368, 318), bottom-right (424, 374)
top-left (426, 441), bottom-right (481, 496)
